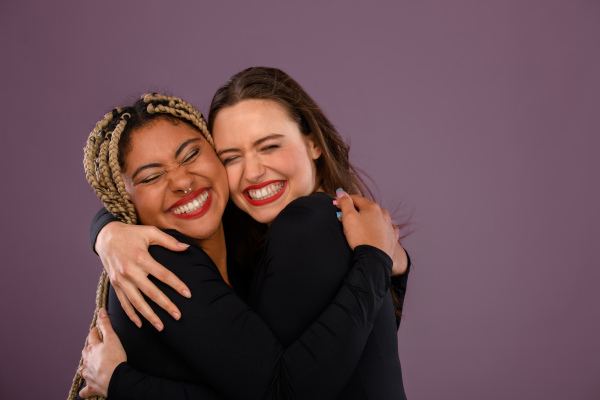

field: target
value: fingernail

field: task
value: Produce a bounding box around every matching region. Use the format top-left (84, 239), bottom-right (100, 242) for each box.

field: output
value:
top-left (99, 308), bottom-right (107, 318)
top-left (336, 188), bottom-right (346, 198)
top-left (154, 323), bottom-right (163, 331)
top-left (182, 289), bottom-right (191, 298)
top-left (172, 311), bottom-right (181, 320)
top-left (336, 212), bottom-right (342, 219)
top-left (177, 243), bottom-right (190, 248)
top-left (135, 320), bottom-right (142, 328)
top-left (332, 199), bottom-right (338, 206)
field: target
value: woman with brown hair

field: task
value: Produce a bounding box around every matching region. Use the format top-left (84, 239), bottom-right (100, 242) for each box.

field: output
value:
top-left (76, 68), bottom-right (409, 399)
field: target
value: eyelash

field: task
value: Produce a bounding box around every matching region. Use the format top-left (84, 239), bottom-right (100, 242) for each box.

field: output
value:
top-left (139, 148), bottom-right (200, 183)
top-left (221, 144), bottom-right (280, 166)
top-left (221, 156), bottom-right (237, 166)
top-left (140, 173), bottom-right (163, 184)
top-left (182, 148), bottom-right (200, 164)
top-left (262, 144), bottom-right (279, 151)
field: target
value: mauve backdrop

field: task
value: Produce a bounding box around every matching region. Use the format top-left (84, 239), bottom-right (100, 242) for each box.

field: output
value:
top-left (1, 1), bottom-right (598, 399)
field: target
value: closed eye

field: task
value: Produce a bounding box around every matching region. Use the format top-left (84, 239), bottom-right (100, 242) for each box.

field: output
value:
top-left (140, 172), bottom-right (165, 184)
top-left (260, 144), bottom-right (280, 152)
top-left (181, 148), bottom-right (200, 164)
top-left (221, 156), bottom-right (239, 166)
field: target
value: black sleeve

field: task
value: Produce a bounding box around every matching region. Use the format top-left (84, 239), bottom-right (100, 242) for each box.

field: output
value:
top-left (108, 362), bottom-right (220, 400)
top-left (108, 232), bottom-right (392, 400)
top-left (391, 249), bottom-right (410, 329)
top-left (90, 208), bottom-right (120, 254)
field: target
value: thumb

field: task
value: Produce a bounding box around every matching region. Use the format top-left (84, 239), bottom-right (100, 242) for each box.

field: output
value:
top-left (96, 308), bottom-right (116, 342)
top-left (149, 228), bottom-right (190, 252)
top-left (335, 189), bottom-right (357, 218)
top-left (87, 326), bottom-right (102, 347)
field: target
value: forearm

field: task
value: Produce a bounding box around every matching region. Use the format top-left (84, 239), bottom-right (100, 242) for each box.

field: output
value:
top-left (108, 363), bottom-right (220, 400)
top-left (110, 242), bottom-right (391, 400)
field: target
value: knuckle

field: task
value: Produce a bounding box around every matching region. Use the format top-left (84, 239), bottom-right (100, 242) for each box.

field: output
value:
top-left (120, 298), bottom-right (133, 312)
top-left (129, 296), bottom-right (143, 309)
top-left (144, 287), bottom-right (159, 301)
top-left (133, 252), bottom-right (147, 266)
top-left (112, 274), bottom-right (124, 286)
top-left (120, 262), bottom-right (132, 276)
top-left (156, 269), bottom-right (171, 282)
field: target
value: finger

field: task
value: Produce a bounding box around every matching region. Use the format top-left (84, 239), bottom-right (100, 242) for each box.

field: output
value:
top-left (381, 208), bottom-right (392, 225)
top-left (147, 226), bottom-right (191, 252)
top-left (335, 189), bottom-right (358, 217)
top-left (346, 194), bottom-right (375, 211)
top-left (87, 327), bottom-right (101, 346)
top-left (113, 285), bottom-right (142, 328)
top-left (137, 249), bottom-right (192, 299)
top-left (96, 308), bottom-right (116, 341)
top-left (393, 224), bottom-right (400, 242)
top-left (136, 276), bottom-right (182, 321)
top-left (120, 280), bottom-right (164, 331)
top-left (79, 385), bottom-right (93, 398)
top-left (143, 257), bottom-right (191, 299)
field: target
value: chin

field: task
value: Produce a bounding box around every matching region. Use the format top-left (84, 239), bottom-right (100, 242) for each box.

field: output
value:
top-left (179, 220), bottom-right (221, 240)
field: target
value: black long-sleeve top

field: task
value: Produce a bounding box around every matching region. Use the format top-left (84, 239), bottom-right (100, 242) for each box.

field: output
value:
top-left (89, 193), bottom-right (408, 399)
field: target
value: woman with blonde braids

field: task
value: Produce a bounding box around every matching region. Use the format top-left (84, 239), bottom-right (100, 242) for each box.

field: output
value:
top-left (72, 88), bottom-right (408, 400)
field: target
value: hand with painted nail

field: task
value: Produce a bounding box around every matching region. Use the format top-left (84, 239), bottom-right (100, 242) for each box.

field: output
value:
top-left (334, 189), bottom-right (397, 258)
top-left (96, 222), bottom-right (192, 331)
top-left (335, 190), bottom-right (408, 274)
top-left (78, 309), bottom-right (127, 398)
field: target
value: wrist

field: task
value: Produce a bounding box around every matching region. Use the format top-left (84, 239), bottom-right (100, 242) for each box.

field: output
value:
top-left (96, 221), bottom-right (120, 253)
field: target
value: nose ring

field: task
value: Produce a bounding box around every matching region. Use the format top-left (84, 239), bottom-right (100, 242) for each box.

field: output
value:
top-left (183, 187), bottom-right (192, 194)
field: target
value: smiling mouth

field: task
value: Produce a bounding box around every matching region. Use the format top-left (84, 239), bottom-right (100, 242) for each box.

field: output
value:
top-left (246, 182), bottom-right (285, 201)
top-left (243, 181), bottom-right (287, 206)
top-left (169, 189), bottom-right (210, 215)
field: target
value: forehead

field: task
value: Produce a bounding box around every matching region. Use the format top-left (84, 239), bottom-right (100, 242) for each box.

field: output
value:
top-left (124, 120), bottom-right (204, 166)
top-left (212, 99), bottom-right (299, 144)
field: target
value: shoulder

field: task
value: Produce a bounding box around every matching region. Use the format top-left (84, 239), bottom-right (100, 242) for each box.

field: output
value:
top-left (269, 192), bottom-right (338, 232)
top-left (266, 192), bottom-right (348, 251)
top-left (147, 229), bottom-right (214, 270)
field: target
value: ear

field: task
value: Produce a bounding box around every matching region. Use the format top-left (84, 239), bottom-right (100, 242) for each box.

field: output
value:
top-left (306, 133), bottom-right (322, 160)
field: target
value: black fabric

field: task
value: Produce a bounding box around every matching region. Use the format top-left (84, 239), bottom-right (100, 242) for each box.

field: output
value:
top-left (91, 193), bottom-right (408, 399)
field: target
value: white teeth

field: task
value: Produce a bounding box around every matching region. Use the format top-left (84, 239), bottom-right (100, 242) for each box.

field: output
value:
top-left (247, 182), bottom-right (284, 201)
top-left (171, 190), bottom-right (210, 214)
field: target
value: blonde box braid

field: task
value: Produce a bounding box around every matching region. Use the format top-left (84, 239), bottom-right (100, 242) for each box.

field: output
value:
top-left (68, 94), bottom-right (213, 400)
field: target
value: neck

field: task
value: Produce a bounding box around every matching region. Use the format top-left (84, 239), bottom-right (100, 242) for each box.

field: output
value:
top-left (195, 222), bottom-right (230, 286)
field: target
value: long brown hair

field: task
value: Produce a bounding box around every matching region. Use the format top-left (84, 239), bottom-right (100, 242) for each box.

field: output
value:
top-left (209, 67), bottom-right (406, 315)
top-left (208, 67), bottom-right (372, 198)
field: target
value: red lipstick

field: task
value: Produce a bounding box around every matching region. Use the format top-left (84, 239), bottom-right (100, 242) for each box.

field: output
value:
top-left (168, 188), bottom-right (212, 220)
top-left (243, 180), bottom-right (287, 206)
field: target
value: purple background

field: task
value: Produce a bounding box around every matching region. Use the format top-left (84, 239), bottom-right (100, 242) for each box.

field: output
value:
top-left (1, 1), bottom-right (599, 398)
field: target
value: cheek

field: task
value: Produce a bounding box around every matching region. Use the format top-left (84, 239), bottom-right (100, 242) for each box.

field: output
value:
top-left (225, 166), bottom-right (242, 194)
top-left (289, 154), bottom-right (316, 186)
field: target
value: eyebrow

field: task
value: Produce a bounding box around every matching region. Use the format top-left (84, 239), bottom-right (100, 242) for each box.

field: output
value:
top-left (131, 163), bottom-right (162, 181)
top-left (175, 138), bottom-right (202, 158)
top-left (217, 134), bottom-right (284, 157)
top-left (131, 138), bottom-right (202, 181)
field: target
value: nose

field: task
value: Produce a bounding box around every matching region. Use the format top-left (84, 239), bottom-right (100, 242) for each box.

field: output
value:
top-left (243, 153), bottom-right (266, 184)
top-left (169, 165), bottom-right (194, 194)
